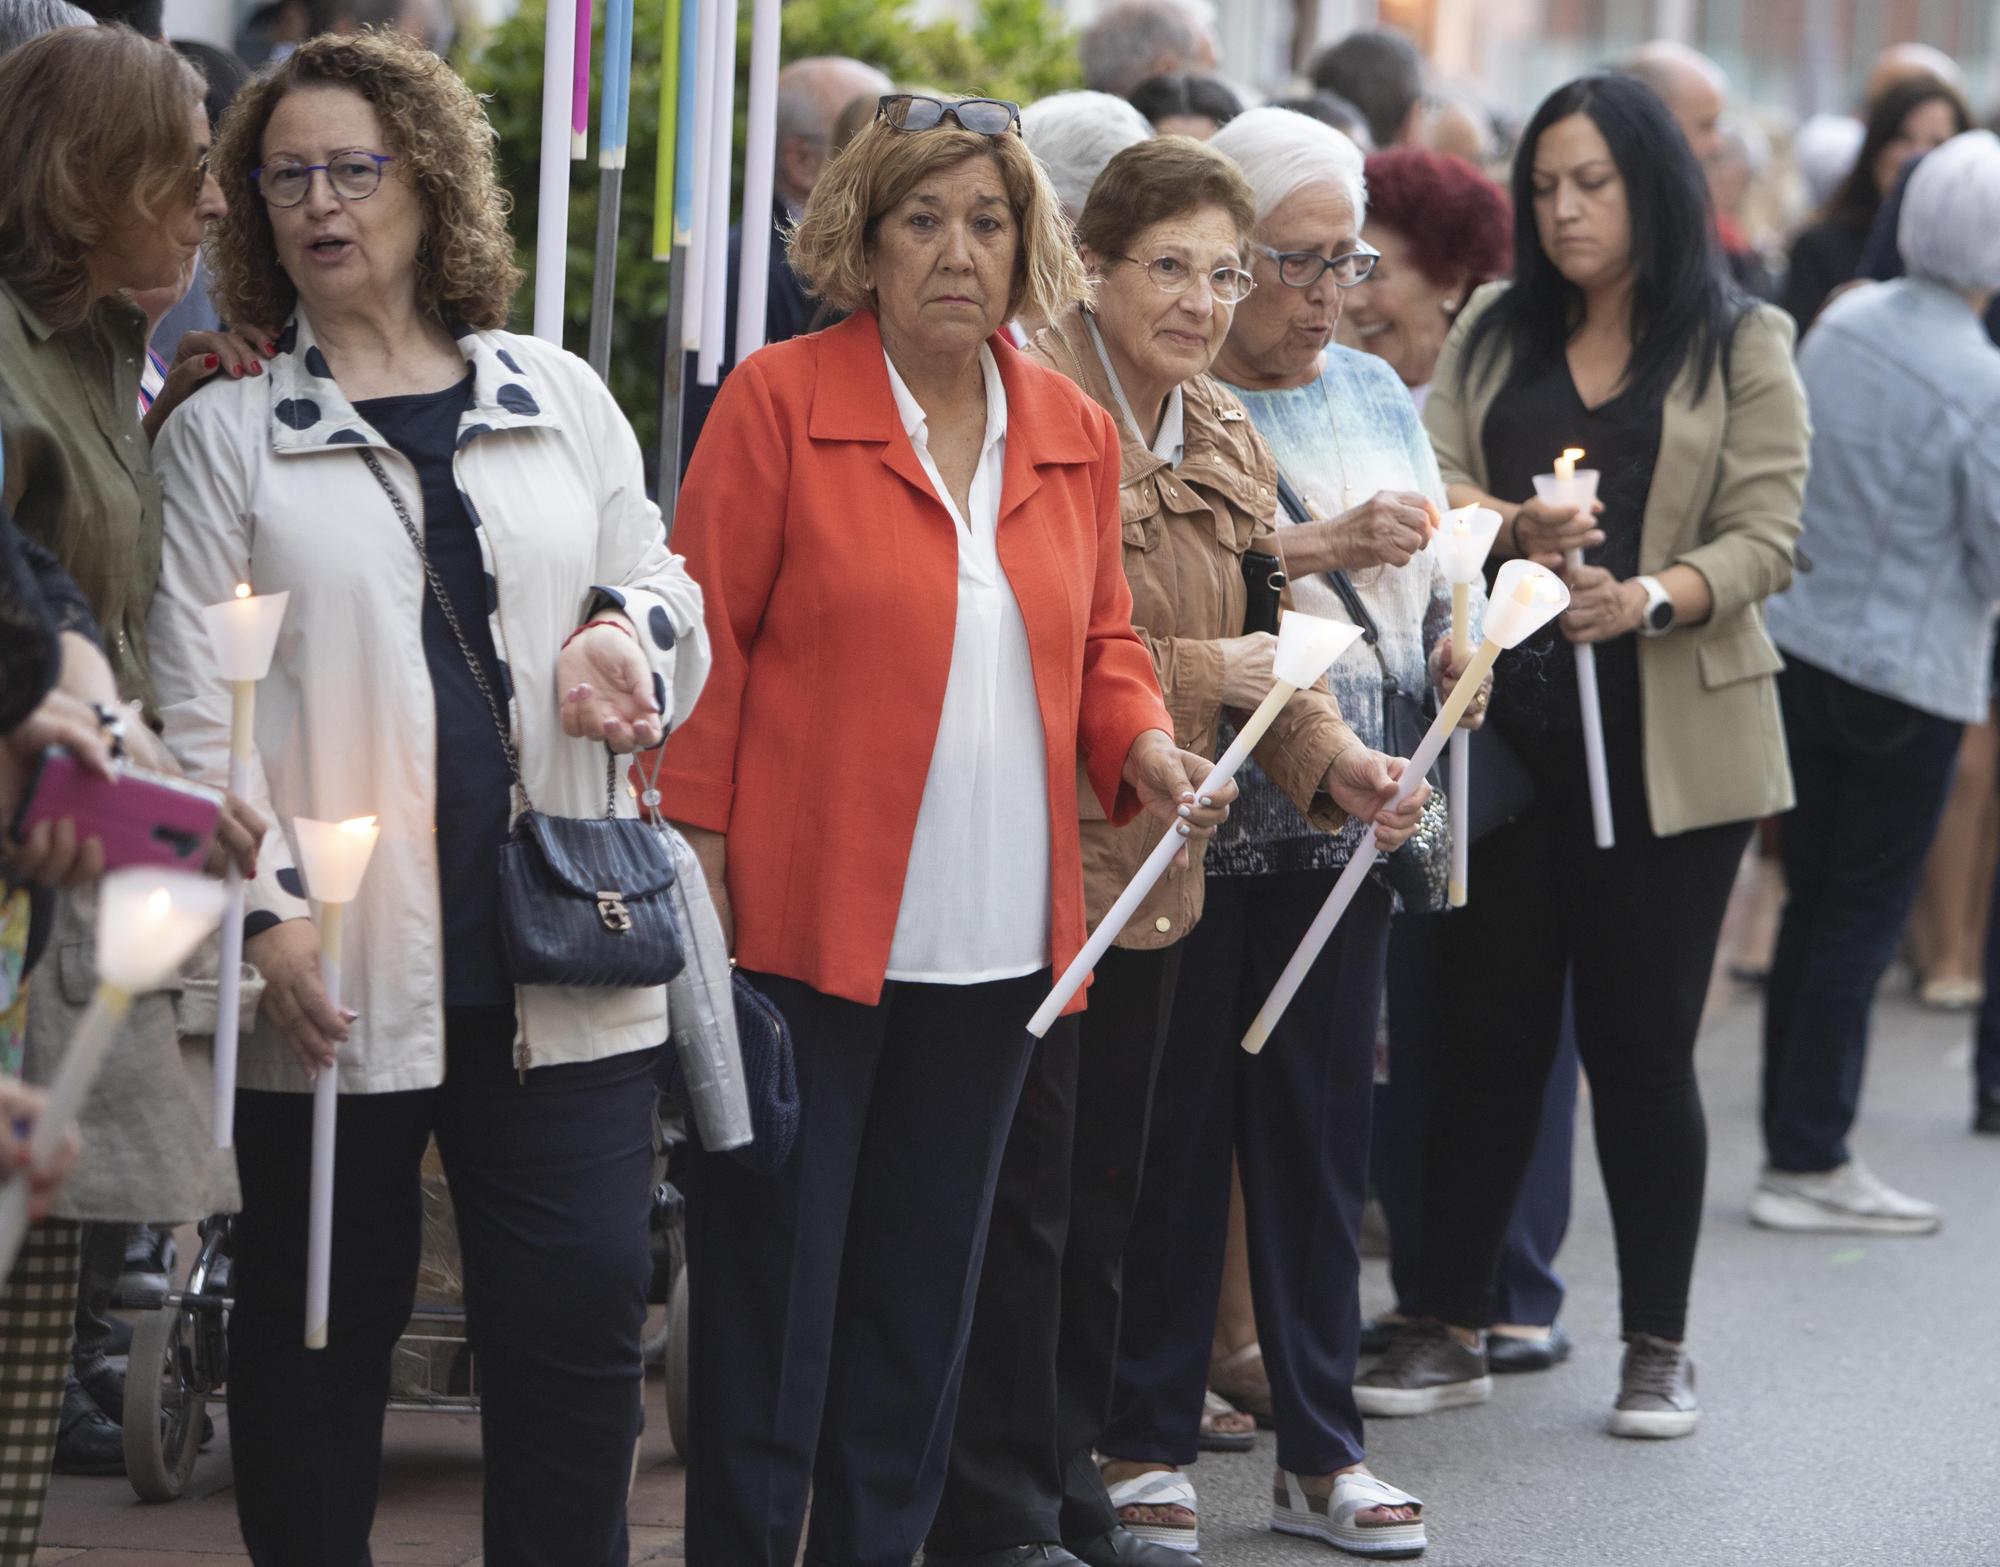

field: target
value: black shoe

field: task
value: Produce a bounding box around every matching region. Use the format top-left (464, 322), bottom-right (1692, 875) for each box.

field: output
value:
top-left (1976, 1094), bottom-right (2000, 1135)
top-left (1068, 1524), bottom-right (1200, 1566)
top-left (54, 1376), bottom-right (125, 1476)
top-left (116, 1223), bottom-right (176, 1306)
top-left (1487, 1321), bottom-right (1573, 1374)
top-left (76, 1355), bottom-right (125, 1419)
top-left (924, 1547), bottom-right (1085, 1567)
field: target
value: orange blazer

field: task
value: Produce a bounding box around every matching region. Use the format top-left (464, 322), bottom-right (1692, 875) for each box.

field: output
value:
top-left (663, 310), bottom-right (1173, 1011)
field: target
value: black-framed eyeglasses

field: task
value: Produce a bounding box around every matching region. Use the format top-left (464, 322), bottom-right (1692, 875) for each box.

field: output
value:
top-left (1253, 239), bottom-right (1381, 289)
top-left (251, 150), bottom-right (397, 209)
top-left (1111, 253), bottom-right (1256, 304)
top-left (875, 94), bottom-right (1022, 137)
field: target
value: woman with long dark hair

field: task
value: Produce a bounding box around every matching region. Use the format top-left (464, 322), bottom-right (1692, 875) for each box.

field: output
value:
top-left (1781, 76), bottom-right (1969, 333)
top-left (1356, 73), bottom-right (1808, 1439)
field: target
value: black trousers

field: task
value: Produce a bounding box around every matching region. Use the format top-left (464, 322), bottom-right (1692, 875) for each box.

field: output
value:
top-left (1763, 658), bottom-right (1963, 1170)
top-left (1104, 871), bottom-right (1391, 1477)
top-left (1417, 722), bottom-right (1750, 1342)
top-left (929, 944), bottom-right (1183, 1555)
top-left (1379, 915), bottom-right (1577, 1329)
top-left (682, 969), bottom-right (1041, 1567)
top-left (229, 1007), bottom-right (657, 1567)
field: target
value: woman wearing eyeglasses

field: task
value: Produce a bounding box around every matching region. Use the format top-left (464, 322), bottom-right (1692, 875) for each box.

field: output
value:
top-left (927, 136), bottom-right (1425, 1567)
top-left (146, 32), bottom-right (709, 1565)
top-left (1096, 108), bottom-right (1477, 1559)
top-left (662, 97), bottom-right (1235, 1567)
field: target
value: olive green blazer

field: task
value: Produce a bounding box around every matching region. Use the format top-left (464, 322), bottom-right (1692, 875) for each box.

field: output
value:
top-left (1423, 283), bottom-right (1811, 837)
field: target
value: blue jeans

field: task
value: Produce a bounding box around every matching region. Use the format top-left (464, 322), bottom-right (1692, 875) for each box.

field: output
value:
top-left (1763, 657), bottom-right (1964, 1171)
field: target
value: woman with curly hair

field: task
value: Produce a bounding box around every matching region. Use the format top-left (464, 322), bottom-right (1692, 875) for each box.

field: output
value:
top-left (144, 29), bottom-right (710, 1564)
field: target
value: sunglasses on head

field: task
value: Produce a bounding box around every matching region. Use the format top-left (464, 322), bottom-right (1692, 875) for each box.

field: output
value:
top-left (875, 94), bottom-right (1022, 137)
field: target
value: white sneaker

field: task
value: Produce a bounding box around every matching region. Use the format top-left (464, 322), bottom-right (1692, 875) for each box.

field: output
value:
top-left (1749, 1160), bottom-right (1941, 1235)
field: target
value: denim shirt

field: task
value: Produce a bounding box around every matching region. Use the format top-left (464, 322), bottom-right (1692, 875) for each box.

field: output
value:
top-left (1765, 280), bottom-right (2000, 723)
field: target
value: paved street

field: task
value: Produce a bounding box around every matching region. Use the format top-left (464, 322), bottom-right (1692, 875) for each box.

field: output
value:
top-left (1191, 978), bottom-right (2000, 1566)
top-left (32, 973), bottom-right (2000, 1566)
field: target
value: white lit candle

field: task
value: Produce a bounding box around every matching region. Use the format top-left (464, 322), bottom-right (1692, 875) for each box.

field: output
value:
top-left (1533, 449), bottom-right (1613, 849)
top-left (1028, 612), bottom-right (1364, 1038)
top-left (199, 584), bottom-right (289, 1150)
top-left (293, 815), bottom-right (380, 1351)
top-left (0, 872), bottom-right (226, 1277)
top-left (1242, 562), bottom-right (1571, 1055)
top-left (1432, 507), bottom-right (1502, 907)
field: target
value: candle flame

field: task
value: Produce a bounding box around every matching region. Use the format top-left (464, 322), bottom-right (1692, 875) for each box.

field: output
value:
top-left (338, 816), bottom-right (378, 836)
top-left (1561, 447), bottom-right (1585, 465)
top-left (234, 582), bottom-right (252, 600)
top-left (146, 887), bottom-right (172, 919)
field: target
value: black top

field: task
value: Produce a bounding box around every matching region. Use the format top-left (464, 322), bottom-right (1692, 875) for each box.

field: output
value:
top-left (1481, 350), bottom-right (1661, 739)
top-left (355, 374), bottom-right (513, 1006)
top-left (1781, 219), bottom-right (1869, 336)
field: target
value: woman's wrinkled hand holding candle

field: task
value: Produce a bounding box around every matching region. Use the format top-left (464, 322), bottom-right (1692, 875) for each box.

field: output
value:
top-left (1242, 561), bottom-right (1571, 1055)
top-left (1026, 612), bottom-right (1364, 1038)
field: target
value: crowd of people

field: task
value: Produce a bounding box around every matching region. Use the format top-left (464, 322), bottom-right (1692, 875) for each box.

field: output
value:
top-left (1, 0), bottom-right (1999, 1564)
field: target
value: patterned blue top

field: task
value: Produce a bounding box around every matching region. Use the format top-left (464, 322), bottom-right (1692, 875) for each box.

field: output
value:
top-left (1210, 346), bottom-right (1460, 878)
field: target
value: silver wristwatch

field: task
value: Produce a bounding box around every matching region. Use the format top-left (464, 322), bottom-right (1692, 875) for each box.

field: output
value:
top-left (1636, 575), bottom-right (1675, 637)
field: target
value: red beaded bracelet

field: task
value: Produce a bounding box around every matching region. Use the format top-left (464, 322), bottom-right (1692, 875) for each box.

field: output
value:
top-left (562, 618), bottom-right (634, 651)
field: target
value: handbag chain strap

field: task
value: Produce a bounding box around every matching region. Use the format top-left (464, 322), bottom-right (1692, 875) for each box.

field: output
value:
top-left (359, 447), bottom-right (617, 819)
top-left (1273, 469), bottom-right (1397, 687)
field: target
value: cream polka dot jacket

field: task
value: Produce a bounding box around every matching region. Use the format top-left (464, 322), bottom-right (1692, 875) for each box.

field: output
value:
top-left (147, 313), bottom-right (711, 1094)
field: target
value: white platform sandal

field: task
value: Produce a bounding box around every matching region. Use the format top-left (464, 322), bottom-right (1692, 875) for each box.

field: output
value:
top-left (1105, 1467), bottom-right (1201, 1554)
top-left (1271, 1469), bottom-right (1426, 1558)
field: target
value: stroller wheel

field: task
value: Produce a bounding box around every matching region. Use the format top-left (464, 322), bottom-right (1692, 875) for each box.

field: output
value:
top-left (124, 1304), bottom-right (205, 1501)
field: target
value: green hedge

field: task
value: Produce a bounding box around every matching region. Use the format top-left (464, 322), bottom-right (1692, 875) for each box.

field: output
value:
top-left (468, 0), bottom-right (1082, 473)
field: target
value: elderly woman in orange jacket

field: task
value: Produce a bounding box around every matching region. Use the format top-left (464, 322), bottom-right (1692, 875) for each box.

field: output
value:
top-left (662, 97), bottom-right (1233, 1567)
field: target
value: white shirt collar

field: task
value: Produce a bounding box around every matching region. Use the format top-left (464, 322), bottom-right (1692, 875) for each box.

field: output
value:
top-left (884, 342), bottom-right (1008, 456)
top-left (1153, 385), bottom-right (1185, 466)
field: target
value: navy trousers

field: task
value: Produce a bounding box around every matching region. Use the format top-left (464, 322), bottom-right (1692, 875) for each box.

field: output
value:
top-left (229, 1007), bottom-right (658, 1567)
top-left (1104, 871), bottom-right (1391, 1478)
top-left (929, 944), bottom-right (1183, 1555)
top-left (1378, 914), bottom-right (1576, 1329)
top-left (682, 969), bottom-right (1041, 1567)
top-left (1763, 657), bottom-right (1963, 1171)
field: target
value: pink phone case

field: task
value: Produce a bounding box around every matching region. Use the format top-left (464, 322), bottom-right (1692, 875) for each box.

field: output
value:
top-left (11, 750), bottom-right (223, 872)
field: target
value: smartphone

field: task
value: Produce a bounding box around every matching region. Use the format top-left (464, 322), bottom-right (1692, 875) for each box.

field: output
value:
top-left (10, 748), bottom-right (223, 872)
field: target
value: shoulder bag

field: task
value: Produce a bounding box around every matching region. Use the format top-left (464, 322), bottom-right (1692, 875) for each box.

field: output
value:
top-left (359, 448), bottom-right (686, 990)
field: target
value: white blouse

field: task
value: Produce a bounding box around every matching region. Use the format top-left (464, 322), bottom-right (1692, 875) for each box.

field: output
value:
top-left (882, 345), bottom-right (1052, 983)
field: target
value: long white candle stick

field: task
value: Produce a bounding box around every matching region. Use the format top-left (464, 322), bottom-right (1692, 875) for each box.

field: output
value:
top-left (733, 0), bottom-right (781, 363)
top-left (1449, 584), bottom-right (1471, 907)
top-left (1027, 613), bottom-right (1362, 1037)
top-left (201, 587), bottom-right (287, 1149)
top-left (0, 873), bottom-right (224, 1278)
top-left (294, 815), bottom-right (379, 1351)
top-left (1431, 505), bottom-right (1499, 908)
top-left (305, 902), bottom-right (341, 1351)
top-left (534, 0), bottom-right (579, 343)
top-left (1536, 452), bottom-right (1613, 849)
top-left (1242, 562), bottom-right (1570, 1056)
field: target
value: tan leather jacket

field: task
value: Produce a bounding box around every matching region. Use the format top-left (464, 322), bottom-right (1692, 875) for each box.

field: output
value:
top-left (1027, 307), bottom-right (1357, 949)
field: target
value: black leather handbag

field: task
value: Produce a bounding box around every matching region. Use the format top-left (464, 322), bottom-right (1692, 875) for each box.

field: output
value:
top-left (361, 449), bottom-right (686, 991)
top-left (1241, 548), bottom-right (1286, 635)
